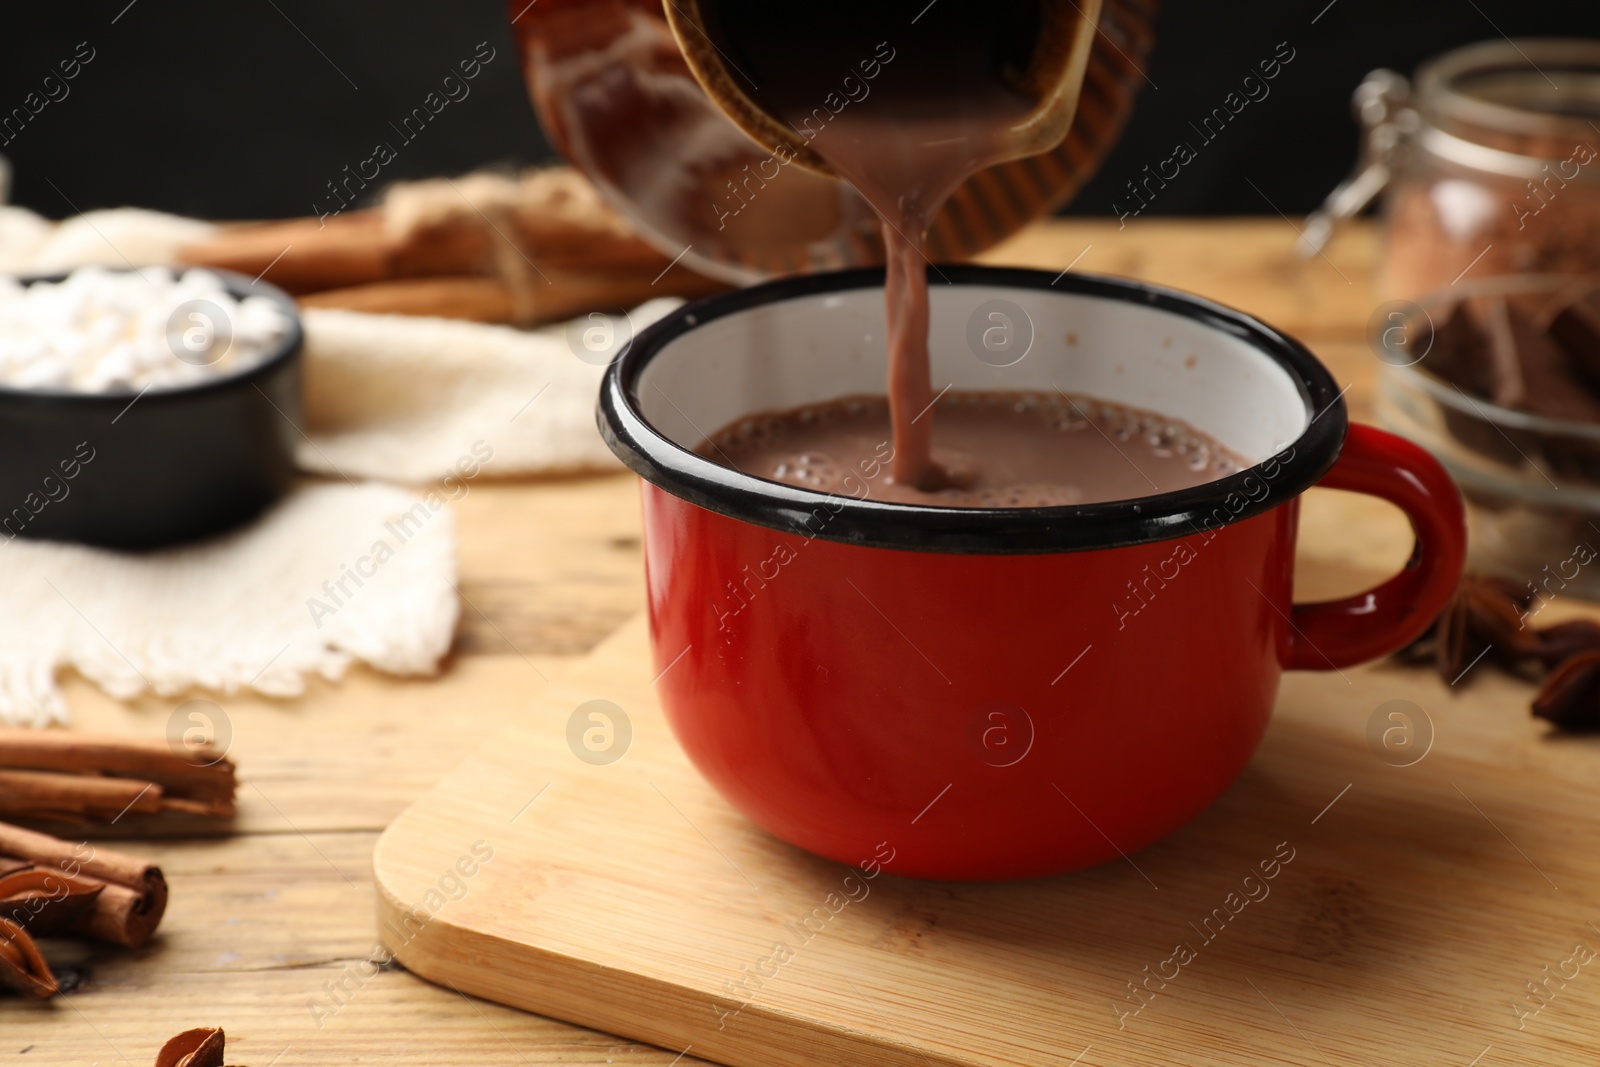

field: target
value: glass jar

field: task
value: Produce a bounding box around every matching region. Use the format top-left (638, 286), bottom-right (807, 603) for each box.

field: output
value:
top-left (1377, 274), bottom-right (1600, 598)
top-left (1306, 39), bottom-right (1600, 299)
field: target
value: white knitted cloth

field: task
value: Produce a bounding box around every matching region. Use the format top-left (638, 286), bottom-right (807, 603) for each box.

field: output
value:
top-left (0, 484), bottom-right (458, 726)
top-left (298, 301), bottom-right (679, 482)
top-left (0, 205), bottom-right (215, 275)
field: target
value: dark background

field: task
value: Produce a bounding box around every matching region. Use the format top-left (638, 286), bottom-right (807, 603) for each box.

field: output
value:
top-left (1, 0), bottom-right (1596, 223)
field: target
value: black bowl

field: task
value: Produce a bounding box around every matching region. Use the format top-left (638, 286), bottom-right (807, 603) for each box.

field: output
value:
top-left (0, 269), bottom-right (303, 549)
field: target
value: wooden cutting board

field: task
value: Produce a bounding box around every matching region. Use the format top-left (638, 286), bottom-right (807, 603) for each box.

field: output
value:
top-left (373, 494), bottom-right (1600, 1067)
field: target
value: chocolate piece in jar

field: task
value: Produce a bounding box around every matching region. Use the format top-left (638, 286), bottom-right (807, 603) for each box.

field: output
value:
top-left (1475, 296), bottom-right (1600, 422)
top-left (1409, 286), bottom-right (1600, 483)
top-left (1423, 300), bottom-right (1494, 398)
top-left (1545, 282), bottom-right (1600, 392)
top-left (1418, 289), bottom-right (1600, 423)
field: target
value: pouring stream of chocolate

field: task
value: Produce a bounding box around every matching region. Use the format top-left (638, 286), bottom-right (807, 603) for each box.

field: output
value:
top-left (831, 108), bottom-right (1036, 488)
top-left (692, 0), bottom-right (1076, 490)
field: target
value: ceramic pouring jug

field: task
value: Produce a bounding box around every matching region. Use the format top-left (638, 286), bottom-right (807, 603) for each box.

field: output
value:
top-left (507, 0), bottom-right (1157, 283)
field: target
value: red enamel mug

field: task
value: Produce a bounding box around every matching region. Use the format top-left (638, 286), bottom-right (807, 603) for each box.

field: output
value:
top-left (599, 266), bottom-right (1466, 881)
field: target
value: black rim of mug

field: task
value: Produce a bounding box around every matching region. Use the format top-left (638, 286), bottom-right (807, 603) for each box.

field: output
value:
top-left (599, 264), bottom-right (1346, 555)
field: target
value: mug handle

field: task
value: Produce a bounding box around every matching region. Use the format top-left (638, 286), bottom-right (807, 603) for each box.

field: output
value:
top-left (1287, 424), bottom-right (1467, 671)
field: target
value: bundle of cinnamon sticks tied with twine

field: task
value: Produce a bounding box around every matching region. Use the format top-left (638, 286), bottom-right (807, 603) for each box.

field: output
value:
top-left (0, 728), bottom-right (235, 999)
top-left (177, 167), bottom-right (725, 326)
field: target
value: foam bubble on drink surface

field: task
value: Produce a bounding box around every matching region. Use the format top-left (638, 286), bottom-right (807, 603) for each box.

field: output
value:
top-left (0, 266), bottom-right (290, 393)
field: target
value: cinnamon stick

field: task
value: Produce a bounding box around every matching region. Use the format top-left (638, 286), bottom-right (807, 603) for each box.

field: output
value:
top-left (178, 170), bottom-right (677, 296)
top-left (83, 880), bottom-right (164, 948)
top-left (388, 207), bottom-right (670, 276)
top-left (298, 275), bottom-right (527, 322)
top-left (298, 269), bottom-right (725, 326)
top-left (0, 769), bottom-right (230, 823)
top-left (0, 727), bottom-right (236, 823)
top-left (0, 769), bottom-right (165, 822)
top-left (0, 821), bottom-right (167, 948)
top-left (0, 727), bottom-right (235, 805)
top-left (179, 213), bottom-right (394, 294)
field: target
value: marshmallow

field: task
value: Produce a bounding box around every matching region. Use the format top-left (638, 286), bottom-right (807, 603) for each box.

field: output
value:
top-left (0, 267), bottom-right (291, 393)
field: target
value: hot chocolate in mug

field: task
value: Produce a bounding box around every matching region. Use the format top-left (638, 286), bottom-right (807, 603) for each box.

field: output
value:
top-left (600, 266), bottom-right (1466, 881)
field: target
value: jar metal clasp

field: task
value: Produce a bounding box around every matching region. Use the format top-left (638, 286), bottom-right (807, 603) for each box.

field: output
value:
top-left (1299, 69), bottom-right (1418, 258)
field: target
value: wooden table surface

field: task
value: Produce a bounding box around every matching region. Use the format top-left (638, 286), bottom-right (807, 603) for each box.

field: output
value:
top-left (2, 218), bottom-right (1422, 1066)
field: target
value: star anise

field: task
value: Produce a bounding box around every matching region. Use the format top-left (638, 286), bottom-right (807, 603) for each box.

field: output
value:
top-left (1533, 649), bottom-right (1600, 731)
top-left (155, 1027), bottom-right (229, 1067)
top-left (1531, 618), bottom-right (1600, 669)
top-left (0, 868), bottom-right (106, 937)
top-left (1413, 574), bottom-right (1542, 680)
top-left (0, 915), bottom-right (56, 999)
top-left (1401, 573), bottom-right (1600, 730)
